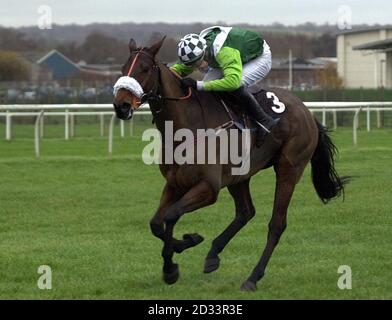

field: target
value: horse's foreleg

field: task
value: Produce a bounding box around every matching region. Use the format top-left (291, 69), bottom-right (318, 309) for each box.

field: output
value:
top-left (204, 178), bottom-right (255, 273)
top-left (163, 180), bottom-right (219, 223)
top-left (150, 183), bottom-right (177, 240)
top-left (161, 180), bottom-right (218, 285)
top-left (241, 159), bottom-right (304, 292)
top-left (150, 183), bottom-right (204, 253)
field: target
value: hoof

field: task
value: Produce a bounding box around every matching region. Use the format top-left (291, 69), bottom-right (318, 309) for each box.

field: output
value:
top-left (174, 234), bottom-right (204, 253)
top-left (241, 280), bottom-right (257, 292)
top-left (183, 233), bottom-right (204, 247)
top-left (163, 264), bottom-right (179, 285)
top-left (204, 257), bottom-right (220, 273)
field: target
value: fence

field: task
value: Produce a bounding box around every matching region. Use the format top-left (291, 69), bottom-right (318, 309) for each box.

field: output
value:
top-left (1, 102), bottom-right (392, 158)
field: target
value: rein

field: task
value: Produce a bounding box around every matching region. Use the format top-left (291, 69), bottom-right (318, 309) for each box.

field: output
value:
top-left (126, 50), bottom-right (192, 108)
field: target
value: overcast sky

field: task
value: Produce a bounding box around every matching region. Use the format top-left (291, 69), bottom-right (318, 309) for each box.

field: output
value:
top-left (0, 0), bottom-right (391, 27)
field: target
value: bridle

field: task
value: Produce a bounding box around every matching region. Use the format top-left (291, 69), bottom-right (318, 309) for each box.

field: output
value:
top-left (125, 49), bottom-right (192, 117)
top-left (126, 49), bottom-right (160, 104)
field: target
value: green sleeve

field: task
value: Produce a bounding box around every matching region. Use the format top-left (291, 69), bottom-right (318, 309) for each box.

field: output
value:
top-left (203, 47), bottom-right (242, 91)
top-left (170, 63), bottom-right (194, 77)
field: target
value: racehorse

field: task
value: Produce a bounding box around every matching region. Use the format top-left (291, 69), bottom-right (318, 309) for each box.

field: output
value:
top-left (112, 37), bottom-right (349, 291)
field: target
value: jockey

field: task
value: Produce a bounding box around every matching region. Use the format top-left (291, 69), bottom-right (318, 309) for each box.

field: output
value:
top-left (171, 26), bottom-right (279, 147)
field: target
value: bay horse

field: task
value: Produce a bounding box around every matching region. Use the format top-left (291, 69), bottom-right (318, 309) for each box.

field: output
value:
top-left (112, 37), bottom-right (348, 291)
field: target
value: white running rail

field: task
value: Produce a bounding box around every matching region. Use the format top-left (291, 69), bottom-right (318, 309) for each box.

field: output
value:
top-left (1, 102), bottom-right (391, 158)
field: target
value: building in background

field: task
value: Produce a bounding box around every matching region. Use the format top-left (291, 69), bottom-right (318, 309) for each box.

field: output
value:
top-left (1, 50), bottom-right (122, 102)
top-left (337, 27), bottom-right (392, 88)
top-left (265, 57), bottom-right (336, 90)
top-left (36, 50), bottom-right (121, 82)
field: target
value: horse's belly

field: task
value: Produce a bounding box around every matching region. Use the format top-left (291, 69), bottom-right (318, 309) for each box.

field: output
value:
top-left (162, 165), bottom-right (201, 190)
top-left (162, 164), bottom-right (222, 193)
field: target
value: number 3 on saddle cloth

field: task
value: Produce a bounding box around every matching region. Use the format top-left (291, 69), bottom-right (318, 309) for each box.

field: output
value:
top-left (216, 84), bottom-right (286, 132)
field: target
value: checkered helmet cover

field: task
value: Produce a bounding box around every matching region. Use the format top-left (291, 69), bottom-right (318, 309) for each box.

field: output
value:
top-left (177, 33), bottom-right (207, 64)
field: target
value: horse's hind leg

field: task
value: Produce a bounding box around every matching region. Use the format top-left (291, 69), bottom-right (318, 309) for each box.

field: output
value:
top-left (204, 178), bottom-right (255, 273)
top-left (241, 158), bottom-right (306, 292)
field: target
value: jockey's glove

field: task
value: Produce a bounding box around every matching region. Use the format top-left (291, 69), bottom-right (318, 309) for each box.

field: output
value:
top-left (180, 77), bottom-right (197, 90)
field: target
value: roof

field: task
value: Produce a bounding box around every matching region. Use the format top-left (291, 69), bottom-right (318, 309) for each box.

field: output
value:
top-left (37, 50), bottom-right (80, 80)
top-left (309, 57), bottom-right (337, 65)
top-left (78, 66), bottom-right (121, 77)
top-left (337, 26), bottom-right (392, 36)
top-left (353, 38), bottom-right (392, 51)
top-left (272, 64), bottom-right (324, 70)
top-left (78, 63), bottom-right (123, 72)
top-left (271, 57), bottom-right (329, 70)
top-left (37, 49), bottom-right (80, 67)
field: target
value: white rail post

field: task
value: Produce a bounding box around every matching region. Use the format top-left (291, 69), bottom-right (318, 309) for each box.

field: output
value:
top-left (100, 113), bottom-right (105, 137)
top-left (120, 120), bottom-right (125, 138)
top-left (366, 105), bottom-right (370, 132)
top-left (5, 111), bottom-right (12, 140)
top-left (322, 108), bottom-right (326, 126)
top-left (65, 109), bottom-right (69, 140)
top-left (108, 114), bottom-right (116, 156)
top-left (333, 110), bottom-right (337, 130)
top-left (40, 114), bottom-right (44, 138)
top-left (353, 107), bottom-right (362, 146)
top-left (35, 111), bottom-right (45, 158)
top-left (70, 114), bottom-right (75, 138)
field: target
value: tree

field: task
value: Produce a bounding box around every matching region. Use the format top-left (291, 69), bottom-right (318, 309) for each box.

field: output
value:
top-left (316, 63), bottom-right (343, 89)
top-left (0, 51), bottom-right (30, 81)
top-left (56, 41), bottom-right (80, 62)
top-left (311, 33), bottom-right (336, 57)
top-left (77, 32), bottom-right (128, 64)
top-left (0, 27), bottom-right (46, 52)
top-left (147, 32), bottom-right (178, 63)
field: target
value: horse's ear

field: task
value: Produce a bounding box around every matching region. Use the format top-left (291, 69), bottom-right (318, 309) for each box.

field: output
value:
top-left (149, 36), bottom-right (166, 56)
top-left (129, 38), bottom-right (137, 53)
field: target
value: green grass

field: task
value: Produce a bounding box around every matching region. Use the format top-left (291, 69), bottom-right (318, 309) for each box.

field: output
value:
top-left (0, 123), bottom-right (391, 299)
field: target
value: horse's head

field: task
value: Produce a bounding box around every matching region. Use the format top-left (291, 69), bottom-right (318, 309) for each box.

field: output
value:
top-left (113, 37), bottom-right (165, 120)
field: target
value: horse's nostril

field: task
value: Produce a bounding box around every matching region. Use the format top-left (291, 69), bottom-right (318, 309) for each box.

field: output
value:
top-left (113, 101), bottom-right (133, 120)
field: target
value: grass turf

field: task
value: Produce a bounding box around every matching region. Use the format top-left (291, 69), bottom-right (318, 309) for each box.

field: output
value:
top-left (0, 123), bottom-right (391, 299)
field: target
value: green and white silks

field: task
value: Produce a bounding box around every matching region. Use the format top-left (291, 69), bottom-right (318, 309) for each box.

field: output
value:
top-left (171, 26), bottom-right (271, 91)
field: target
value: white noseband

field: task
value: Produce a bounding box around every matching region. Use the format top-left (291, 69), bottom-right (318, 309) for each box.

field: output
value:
top-left (113, 76), bottom-right (144, 98)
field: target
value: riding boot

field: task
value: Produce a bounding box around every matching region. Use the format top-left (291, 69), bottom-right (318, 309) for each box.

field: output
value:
top-left (231, 86), bottom-right (279, 147)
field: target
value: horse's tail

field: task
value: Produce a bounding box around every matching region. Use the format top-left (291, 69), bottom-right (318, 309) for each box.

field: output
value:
top-left (311, 120), bottom-right (350, 203)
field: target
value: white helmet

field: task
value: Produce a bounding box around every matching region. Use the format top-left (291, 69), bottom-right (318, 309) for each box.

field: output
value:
top-left (177, 33), bottom-right (207, 65)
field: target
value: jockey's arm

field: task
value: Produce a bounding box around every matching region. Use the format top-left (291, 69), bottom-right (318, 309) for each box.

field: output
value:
top-left (198, 47), bottom-right (242, 91)
top-left (170, 63), bottom-right (194, 77)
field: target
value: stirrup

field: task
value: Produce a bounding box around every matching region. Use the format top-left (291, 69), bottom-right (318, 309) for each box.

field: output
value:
top-left (254, 118), bottom-right (279, 133)
top-left (254, 120), bottom-right (271, 133)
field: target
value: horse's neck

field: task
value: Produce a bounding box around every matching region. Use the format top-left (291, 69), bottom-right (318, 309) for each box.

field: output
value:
top-left (155, 62), bottom-right (194, 132)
